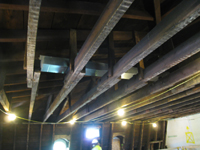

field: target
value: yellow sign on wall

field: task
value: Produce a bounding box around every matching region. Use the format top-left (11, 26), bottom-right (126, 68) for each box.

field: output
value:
top-left (185, 126), bottom-right (195, 144)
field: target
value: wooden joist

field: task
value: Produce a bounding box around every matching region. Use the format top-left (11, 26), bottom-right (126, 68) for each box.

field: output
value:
top-left (139, 122), bottom-right (144, 150)
top-left (4, 80), bottom-right (63, 93)
top-left (78, 56), bottom-right (200, 122)
top-left (0, 1), bottom-right (154, 21)
top-left (0, 89), bottom-right (10, 112)
top-left (0, 30), bottom-right (133, 43)
top-left (60, 29), bottom-right (200, 122)
top-left (115, 84), bottom-right (200, 122)
top-left (56, 0), bottom-right (200, 123)
top-left (43, 0), bottom-right (135, 122)
top-left (143, 104), bottom-right (200, 122)
top-left (26, 0), bottom-right (42, 88)
top-left (28, 72), bottom-right (41, 119)
top-left (4, 74), bottom-right (64, 86)
top-left (45, 95), bottom-right (53, 115)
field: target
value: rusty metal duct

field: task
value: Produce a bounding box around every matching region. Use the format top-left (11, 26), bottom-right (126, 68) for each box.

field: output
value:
top-left (43, 0), bottom-right (135, 122)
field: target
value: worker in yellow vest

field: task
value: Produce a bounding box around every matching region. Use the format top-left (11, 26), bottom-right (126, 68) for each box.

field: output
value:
top-left (91, 139), bottom-right (102, 150)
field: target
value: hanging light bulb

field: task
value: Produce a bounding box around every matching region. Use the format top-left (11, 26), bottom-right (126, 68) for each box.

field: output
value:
top-left (152, 123), bottom-right (157, 128)
top-left (69, 118), bottom-right (76, 125)
top-left (121, 121), bottom-right (127, 126)
top-left (7, 113), bottom-right (16, 121)
top-left (117, 109), bottom-right (125, 116)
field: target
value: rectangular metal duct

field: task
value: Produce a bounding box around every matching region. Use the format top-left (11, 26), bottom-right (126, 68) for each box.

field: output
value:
top-left (40, 55), bottom-right (68, 74)
top-left (40, 55), bottom-right (138, 79)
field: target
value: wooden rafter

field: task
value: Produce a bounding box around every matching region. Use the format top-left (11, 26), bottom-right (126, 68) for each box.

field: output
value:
top-left (28, 72), bottom-right (41, 120)
top-left (0, 30), bottom-right (133, 43)
top-left (0, 1), bottom-right (153, 21)
top-left (43, 0), bottom-right (135, 122)
top-left (26, 0), bottom-right (42, 88)
top-left (0, 89), bottom-right (10, 112)
top-left (57, 0), bottom-right (200, 123)
top-left (76, 56), bottom-right (200, 122)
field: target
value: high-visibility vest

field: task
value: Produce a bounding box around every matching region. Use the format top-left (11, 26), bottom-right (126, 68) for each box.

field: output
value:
top-left (92, 145), bottom-right (102, 150)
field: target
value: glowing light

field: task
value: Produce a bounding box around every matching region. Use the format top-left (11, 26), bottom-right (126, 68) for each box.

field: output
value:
top-left (69, 119), bottom-right (76, 125)
top-left (152, 123), bottom-right (157, 128)
top-left (53, 141), bottom-right (66, 150)
top-left (86, 128), bottom-right (100, 139)
top-left (118, 109), bottom-right (125, 116)
top-left (122, 121), bottom-right (127, 126)
top-left (8, 113), bottom-right (16, 121)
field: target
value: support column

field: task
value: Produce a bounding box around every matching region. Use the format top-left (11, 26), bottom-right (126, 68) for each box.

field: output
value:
top-left (147, 124), bottom-right (151, 150)
top-left (131, 124), bottom-right (135, 150)
top-left (39, 124), bottom-right (43, 150)
top-left (162, 121), bottom-right (167, 148)
top-left (26, 124), bottom-right (30, 150)
top-left (102, 123), bottom-right (112, 150)
top-left (138, 122), bottom-right (144, 150)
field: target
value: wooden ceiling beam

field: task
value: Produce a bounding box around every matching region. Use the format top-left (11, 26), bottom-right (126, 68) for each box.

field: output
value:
top-left (8, 86), bottom-right (61, 99)
top-left (4, 74), bottom-right (64, 86)
top-left (0, 58), bottom-right (10, 112)
top-left (0, 1), bottom-right (153, 21)
top-left (131, 99), bottom-right (200, 122)
top-left (1, 48), bottom-right (129, 63)
top-left (28, 72), bottom-right (40, 119)
top-left (43, 0), bottom-right (135, 122)
top-left (141, 105), bottom-right (200, 122)
top-left (76, 56), bottom-right (200, 122)
top-left (26, 0), bottom-right (42, 88)
top-left (0, 30), bottom-right (133, 43)
top-left (57, 0), bottom-right (200, 122)
top-left (0, 89), bottom-right (10, 112)
top-left (109, 86), bottom-right (200, 122)
top-left (4, 80), bottom-right (63, 93)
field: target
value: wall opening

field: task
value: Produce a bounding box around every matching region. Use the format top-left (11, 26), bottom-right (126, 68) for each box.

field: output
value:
top-left (53, 138), bottom-right (69, 150)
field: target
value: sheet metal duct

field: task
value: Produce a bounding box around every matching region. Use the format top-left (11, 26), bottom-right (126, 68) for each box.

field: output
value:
top-left (40, 55), bottom-right (138, 79)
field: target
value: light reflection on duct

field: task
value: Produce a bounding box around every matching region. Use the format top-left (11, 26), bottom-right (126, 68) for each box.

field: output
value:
top-left (40, 55), bottom-right (138, 79)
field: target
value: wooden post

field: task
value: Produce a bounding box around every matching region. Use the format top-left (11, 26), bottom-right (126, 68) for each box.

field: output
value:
top-left (0, 124), bottom-right (3, 150)
top-left (79, 124), bottom-right (83, 150)
top-left (131, 124), bottom-right (136, 150)
top-left (0, 63), bottom-right (6, 90)
top-left (125, 123), bottom-right (133, 150)
top-left (147, 124), bottom-right (151, 150)
top-left (29, 71), bottom-right (41, 119)
top-left (39, 124), bottom-right (43, 150)
top-left (134, 31), bottom-right (146, 80)
top-left (13, 124), bottom-right (16, 150)
top-left (109, 123), bottom-right (114, 150)
top-left (102, 123), bottom-right (112, 150)
top-left (46, 95), bottom-right (53, 115)
top-left (52, 124), bottom-right (55, 148)
top-left (162, 121), bottom-right (167, 148)
top-left (23, 42), bottom-right (27, 70)
top-left (138, 122), bottom-right (144, 150)
top-left (155, 126), bottom-right (158, 141)
top-left (70, 124), bottom-right (82, 150)
top-left (154, 0), bottom-right (161, 24)
top-left (69, 29), bottom-right (77, 71)
top-left (26, 124), bottom-right (30, 150)
top-left (108, 31), bottom-right (115, 77)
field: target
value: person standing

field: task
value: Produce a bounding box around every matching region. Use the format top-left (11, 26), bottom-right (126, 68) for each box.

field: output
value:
top-left (91, 139), bottom-right (102, 150)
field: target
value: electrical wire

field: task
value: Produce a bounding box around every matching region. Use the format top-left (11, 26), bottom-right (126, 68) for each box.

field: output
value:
top-left (91, 72), bottom-right (200, 122)
top-left (1, 73), bottom-right (200, 125)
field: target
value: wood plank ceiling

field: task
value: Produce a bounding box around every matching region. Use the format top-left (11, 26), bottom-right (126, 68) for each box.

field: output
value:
top-left (0, 0), bottom-right (200, 124)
